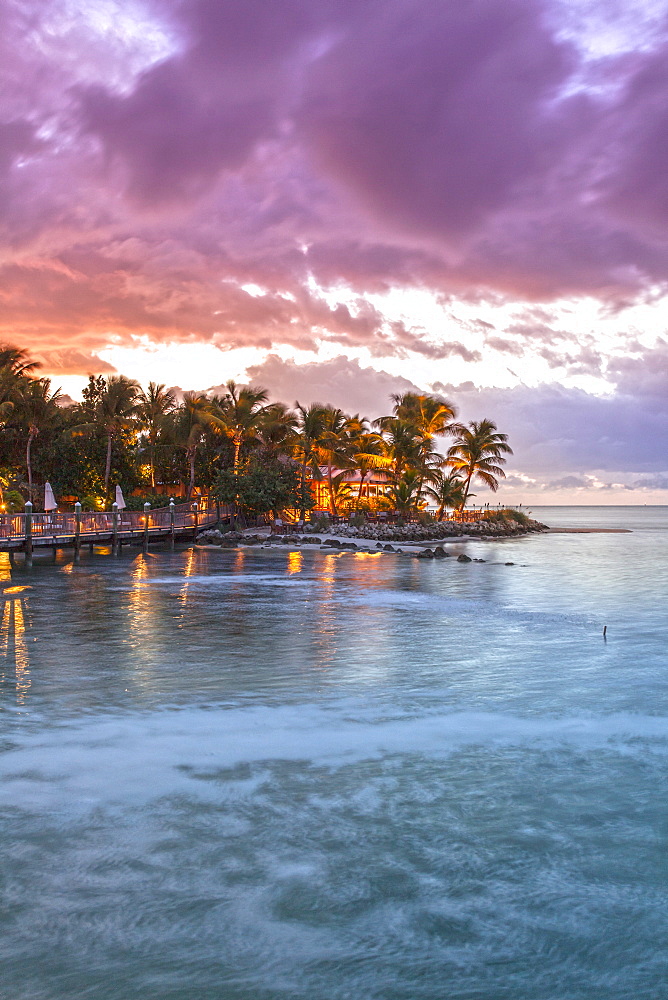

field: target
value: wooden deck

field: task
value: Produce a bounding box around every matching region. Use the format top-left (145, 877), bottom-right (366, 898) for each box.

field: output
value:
top-left (0, 496), bottom-right (226, 556)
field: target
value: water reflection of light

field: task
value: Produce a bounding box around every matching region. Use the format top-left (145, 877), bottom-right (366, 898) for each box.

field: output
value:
top-left (179, 547), bottom-right (197, 609)
top-left (234, 550), bottom-right (246, 573)
top-left (314, 553), bottom-right (338, 670)
top-left (126, 554), bottom-right (162, 689)
top-left (128, 554), bottom-right (150, 635)
top-left (183, 548), bottom-right (197, 578)
top-left (0, 596), bottom-right (31, 704)
top-left (0, 554), bottom-right (11, 582)
top-left (287, 551), bottom-right (302, 575)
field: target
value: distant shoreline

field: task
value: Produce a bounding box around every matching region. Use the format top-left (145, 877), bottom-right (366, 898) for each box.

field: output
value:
top-left (547, 528), bottom-right (632, 533)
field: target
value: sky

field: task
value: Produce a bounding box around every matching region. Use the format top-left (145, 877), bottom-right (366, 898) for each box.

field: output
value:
top-left (2, 0), bottom-right (668, 504)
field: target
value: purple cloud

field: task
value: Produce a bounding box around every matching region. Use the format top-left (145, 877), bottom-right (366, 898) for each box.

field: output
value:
top-left (1, 0), bottom-right (668, 465)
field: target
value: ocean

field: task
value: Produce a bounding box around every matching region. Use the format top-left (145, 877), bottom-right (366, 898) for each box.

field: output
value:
top-left (0, 506), bottom-right (666, 999)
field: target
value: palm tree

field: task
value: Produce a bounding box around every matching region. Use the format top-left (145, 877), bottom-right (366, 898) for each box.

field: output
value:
top-left (174, 393), bottom-right (226, 499)
top-left (71, 375), bottom-right (141, 497)
top-left (423, 470), bottom-right (467, 521)
top-left (216, 381), bottom-right (269, 472)
top-left (315, 406), bottom-right (357, 517)
top-left (17, 378), bottom-right (63, 501)
top-left (374, 416), bottom-right (424, 478)
top-left (383, 392), bottom-right (456, 489)
top-left (293, 403), bottom-right (328, 519)
top-left (257, 402), bottom-right (298, 460)
top-left (390, 392), bottom-right (457, 443)
top-left (0, 344), bottom-right (41, 425)
top-left (349, 429), bottom-right (391, 505)
top-left (97, 376), bottom-right (141, 496)
top-left (137, 382), bottom-right (176, 488)
top-left (384, 469), bottom-right (423, 516)
top-left (447, 419), bottom-right (513, 508)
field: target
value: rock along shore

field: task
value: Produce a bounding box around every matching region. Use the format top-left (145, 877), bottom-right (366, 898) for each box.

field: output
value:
top-left (196, 515), bottom-right (549, 557)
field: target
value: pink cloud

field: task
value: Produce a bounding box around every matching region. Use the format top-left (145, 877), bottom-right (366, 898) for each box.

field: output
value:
top-left (2, 0), bottom-right (668, 376)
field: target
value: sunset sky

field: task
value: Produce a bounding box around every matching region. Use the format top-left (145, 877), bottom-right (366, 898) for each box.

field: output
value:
top-left (2, 0), bottom-right (668, 503)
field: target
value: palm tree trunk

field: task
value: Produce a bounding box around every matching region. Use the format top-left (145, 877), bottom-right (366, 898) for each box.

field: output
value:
top-left (299, 459), bottom-right (308, 522)
top-left (327, 461), bottom-right (337, 517)
top-left (149, 440), bottom-right (156, 488)
top-left (187, 448), bottom-right (195, 500)
top-left (104, 432), bottom-right (113, 496)
top-left (460, 468), bottom-right (474, 511)
top-left (26, 432), bottom-right (35, 502)
top-left (357, 470), bottom-right (368, 506)
top-left (233, 434), bottom-right (241, 472)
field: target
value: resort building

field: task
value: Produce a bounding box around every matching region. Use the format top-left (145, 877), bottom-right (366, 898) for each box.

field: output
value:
top-left (310, 468), bottom-right (393, 512)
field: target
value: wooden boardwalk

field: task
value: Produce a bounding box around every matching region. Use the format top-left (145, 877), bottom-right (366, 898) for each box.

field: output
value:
top-left (0, 496), bottom-right (226, 559)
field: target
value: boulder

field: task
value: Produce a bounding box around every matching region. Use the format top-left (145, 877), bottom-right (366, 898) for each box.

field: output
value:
top-left (457, 553), bottom-right (472, 563)
top-left (433, 546), bottom-right (448, 558)
top-left (416, 548), bottom-right (434, 559)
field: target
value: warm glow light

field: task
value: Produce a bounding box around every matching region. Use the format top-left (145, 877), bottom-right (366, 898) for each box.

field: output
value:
top-left (179, 546), bottom-right (197, 611)
top-left (0, 597), bottom-right (30, 705)
top-left (287, 551), bottom-right (302, 575)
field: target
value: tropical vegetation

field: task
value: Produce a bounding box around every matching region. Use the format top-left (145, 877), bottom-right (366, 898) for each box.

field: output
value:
top-left (0, 345), bottom-right (513, 518)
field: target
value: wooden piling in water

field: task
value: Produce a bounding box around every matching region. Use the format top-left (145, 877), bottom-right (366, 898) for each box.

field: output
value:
top-left (24, 501), bottom-right (33, 567)
top-left (143, 502), bottom-right (150, 554)
top-left (112, 502), bottom-right (119, 556)
top-left (74, 502), bottom-right (81, 562)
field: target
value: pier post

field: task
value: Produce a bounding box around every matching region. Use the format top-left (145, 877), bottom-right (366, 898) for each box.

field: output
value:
top-left (192, 501), bottom-right (199, 542)
top-left (112, 502), bottom-right (119, 555)
top-left (169, 498), bottom-right (175, 549)
top-left (24, 501), bottom-right (33, 567)
top-left (143, 502), bottom-right (150, 554)
top-left (74, 501), bottom-right (81, 562)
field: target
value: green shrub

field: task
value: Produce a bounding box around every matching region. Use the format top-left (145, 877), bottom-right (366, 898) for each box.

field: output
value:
top-left (416, 511), bottom-right (434, 526)
top-left (3, 489), bottom-right (25, 513)
top-left (80, 494), bottom-right (104, 512)
top-left (502, 508), bottom-right (532, 526)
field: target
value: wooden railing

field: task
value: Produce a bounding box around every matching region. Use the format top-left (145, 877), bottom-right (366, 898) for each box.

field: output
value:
top-left (0, 495), bottom-right (227, 541)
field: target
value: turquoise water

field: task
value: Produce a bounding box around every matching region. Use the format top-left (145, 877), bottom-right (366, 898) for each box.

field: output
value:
top-left (1, 508), bottom-right (667, 998)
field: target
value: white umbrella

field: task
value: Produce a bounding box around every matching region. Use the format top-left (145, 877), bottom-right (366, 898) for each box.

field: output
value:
top-left (115, 485), bottom-right (126, 510)
top-left (44, 482), bottom-right (57, 511)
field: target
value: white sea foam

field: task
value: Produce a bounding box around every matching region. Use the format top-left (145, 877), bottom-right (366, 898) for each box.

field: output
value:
top-left (145, 573), bottom-right (314, 587)
top-left (3, 703), bottom-right (667, 811)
